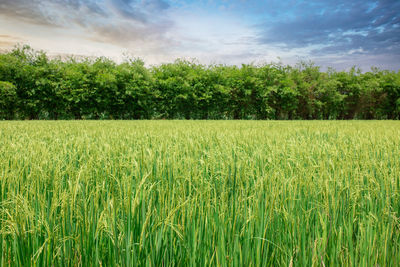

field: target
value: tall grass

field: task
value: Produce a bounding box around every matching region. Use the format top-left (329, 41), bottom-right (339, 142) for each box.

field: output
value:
top-left (0, 121), bottom-right (399, 266)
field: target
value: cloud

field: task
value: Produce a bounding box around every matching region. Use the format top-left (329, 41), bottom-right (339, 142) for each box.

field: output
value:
top-left (0, 0), bottom-right (172, 26)
top-left (106, 0), bottom-right (170, 23)
top-left (0, 35), bottom-right (26, 50)
top-left (257, 0), bottom-right (400, 56)
top-left (313, 52), bottom-right (400, 71)
top-left (0, 0), bottom-right (56, 26)
top-left (0, 0), bottom-right (171, 30)
top-left (0, 0), bottom-right (107, 26)
top-left (0, 0), bottom-right (173, 51)
top-left (0, 0), bottom-right (399, 70)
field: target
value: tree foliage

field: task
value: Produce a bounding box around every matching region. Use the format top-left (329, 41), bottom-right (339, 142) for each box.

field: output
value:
top-left (0, 46), bottom-right (399, 120)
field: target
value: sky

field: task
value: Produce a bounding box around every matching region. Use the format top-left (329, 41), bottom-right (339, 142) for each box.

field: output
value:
top-left (0, 0), bottom-right (399, 70)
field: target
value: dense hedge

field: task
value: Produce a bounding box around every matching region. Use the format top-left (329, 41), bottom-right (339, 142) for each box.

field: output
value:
top-left (1, 46), bottom-right (399, 120)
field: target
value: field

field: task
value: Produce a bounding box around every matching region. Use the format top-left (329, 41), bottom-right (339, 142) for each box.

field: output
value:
top-left (0, 121), bottom-right (399, 266)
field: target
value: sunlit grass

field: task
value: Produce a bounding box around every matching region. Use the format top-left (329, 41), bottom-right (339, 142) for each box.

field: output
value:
top-left (0, 121), bottom-right (399, 266)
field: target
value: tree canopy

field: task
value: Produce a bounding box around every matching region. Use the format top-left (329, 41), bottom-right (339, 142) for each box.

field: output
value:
top-left (1, 46), bottom-right (399, 120)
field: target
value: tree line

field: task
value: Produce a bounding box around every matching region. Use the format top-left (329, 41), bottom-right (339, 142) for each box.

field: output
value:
top-left (0, 46), bottom-right (399, 120)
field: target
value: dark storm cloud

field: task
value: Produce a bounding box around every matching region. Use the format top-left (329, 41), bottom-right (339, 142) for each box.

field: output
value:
top-left (257, 0), bottom-right (400, 55)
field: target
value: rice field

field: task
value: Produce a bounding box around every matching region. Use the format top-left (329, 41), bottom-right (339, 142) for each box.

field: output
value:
top-left (0, 121), bottom-right (399, 266)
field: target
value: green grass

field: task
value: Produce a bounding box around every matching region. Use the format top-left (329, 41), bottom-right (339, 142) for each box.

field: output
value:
top-left (0, 121), bottom-right (399, 266)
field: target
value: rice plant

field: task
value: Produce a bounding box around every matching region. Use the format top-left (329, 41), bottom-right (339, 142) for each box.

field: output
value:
top-left (0, 121), bottom-right (399, 266)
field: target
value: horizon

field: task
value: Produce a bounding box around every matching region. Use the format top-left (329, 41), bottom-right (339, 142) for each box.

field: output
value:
top-left (1, 0), bottom-right (399, 71)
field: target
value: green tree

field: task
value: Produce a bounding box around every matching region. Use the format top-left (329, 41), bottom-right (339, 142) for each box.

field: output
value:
top-left (117, 59), bottom-right (154, 119)
top-left (0, 81), bottom-right (17, 119)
